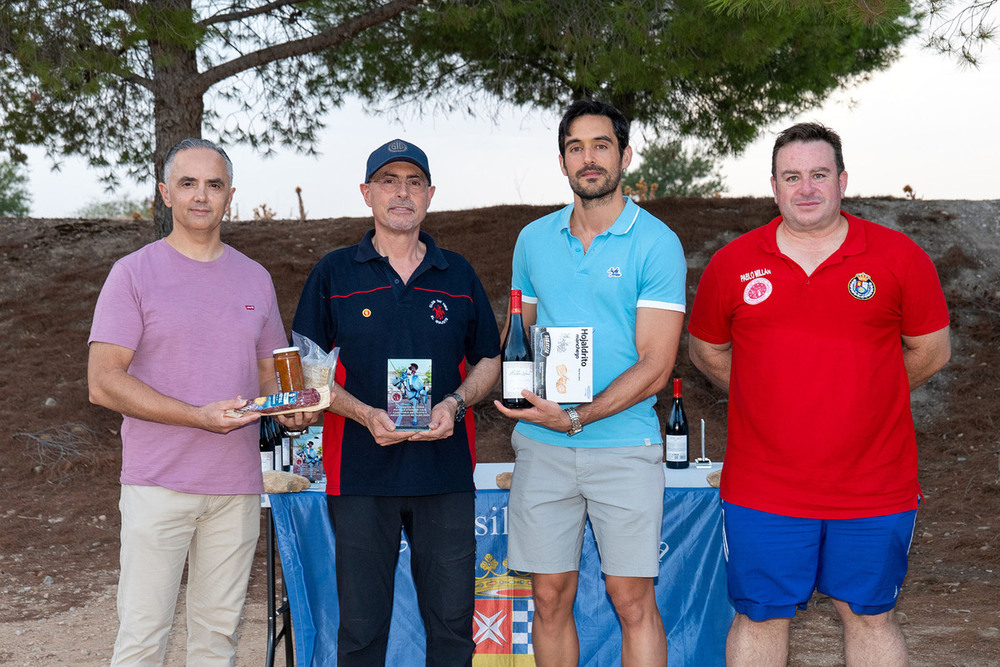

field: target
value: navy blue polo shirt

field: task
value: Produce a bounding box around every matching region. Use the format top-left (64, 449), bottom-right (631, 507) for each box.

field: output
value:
top-left (292, 230), bottom-right (500, 496)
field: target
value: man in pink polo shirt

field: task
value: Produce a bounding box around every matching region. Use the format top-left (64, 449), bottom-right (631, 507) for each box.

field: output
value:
top-left (88, 138), bottom-right (314, 665)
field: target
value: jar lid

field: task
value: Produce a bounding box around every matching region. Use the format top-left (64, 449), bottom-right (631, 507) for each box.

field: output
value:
top-left (272, 346), bottom-right (300, 355)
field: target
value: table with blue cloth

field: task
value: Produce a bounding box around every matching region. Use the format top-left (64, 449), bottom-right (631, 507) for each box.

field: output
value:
top-left (267, 462), bottom-right (733, 666)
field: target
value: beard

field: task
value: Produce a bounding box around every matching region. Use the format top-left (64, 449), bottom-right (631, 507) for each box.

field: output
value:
top-left (568, 164), bottom-right (623, 204)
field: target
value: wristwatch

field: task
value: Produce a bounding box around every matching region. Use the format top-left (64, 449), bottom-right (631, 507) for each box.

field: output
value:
top-left (564, 407), bottom-right (583, 436)
top-left (444, 393), bottom-right (466, 422)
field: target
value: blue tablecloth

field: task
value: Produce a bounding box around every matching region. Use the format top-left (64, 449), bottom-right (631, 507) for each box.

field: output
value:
top-left (269, 467), bottom-right (733, 666)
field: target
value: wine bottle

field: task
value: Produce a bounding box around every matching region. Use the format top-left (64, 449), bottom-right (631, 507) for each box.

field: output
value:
top-left (259, 416), bottom-right (278, 474)
top-left (664, 378), bottom-right (690, 468)
top-left (501, 289), bottom-right (533, 409)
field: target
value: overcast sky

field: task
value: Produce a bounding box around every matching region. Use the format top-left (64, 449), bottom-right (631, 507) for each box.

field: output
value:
top-left (22, 36), bottom-right (999, 220)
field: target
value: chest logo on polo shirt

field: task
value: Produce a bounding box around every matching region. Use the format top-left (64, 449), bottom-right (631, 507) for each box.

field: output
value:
top-left (848, 272), bottom-right (876, 301)
top-left (743, 277), bottom-right (773, 305)
top-left (362, 308), bottom-right (372, 318)
top-left (429, 299), bottom-right (449, 325)
top-left (607, 266), bottom-right (622, 278)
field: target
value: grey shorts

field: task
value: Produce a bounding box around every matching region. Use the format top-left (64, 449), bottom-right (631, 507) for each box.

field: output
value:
top-left (507, 431), bottom-right (665, 577)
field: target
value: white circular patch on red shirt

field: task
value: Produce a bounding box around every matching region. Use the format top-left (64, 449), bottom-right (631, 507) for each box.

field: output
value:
top-left (743, 277), bottom-right (773, 305)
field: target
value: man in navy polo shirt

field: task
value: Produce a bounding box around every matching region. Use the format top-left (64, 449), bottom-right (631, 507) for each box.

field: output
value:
top-left (292, 139), bottom-right (501, 666)
top-left (495, 101), bottom-right (686, 665)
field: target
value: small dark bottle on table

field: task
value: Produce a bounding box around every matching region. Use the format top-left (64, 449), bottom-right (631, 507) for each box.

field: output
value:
top-left (259, 417), bottom-right (279, 473)
top-left (664, 377), bottom-right (689, 468)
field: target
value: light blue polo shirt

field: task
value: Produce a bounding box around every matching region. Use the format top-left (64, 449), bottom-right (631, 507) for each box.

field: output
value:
top-left (512, 197), bottom-right (686, 448)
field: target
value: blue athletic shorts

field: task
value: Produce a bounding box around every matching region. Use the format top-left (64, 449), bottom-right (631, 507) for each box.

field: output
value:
top-left (722, 501), bottom-right (918, 621)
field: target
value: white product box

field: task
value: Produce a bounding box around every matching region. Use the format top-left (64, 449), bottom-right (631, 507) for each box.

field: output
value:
top-left (531, 326), bottom-right (594, 403)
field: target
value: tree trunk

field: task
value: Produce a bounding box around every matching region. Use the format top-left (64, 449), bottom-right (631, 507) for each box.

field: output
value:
top-left (149, 0), bottom-right (204, 238)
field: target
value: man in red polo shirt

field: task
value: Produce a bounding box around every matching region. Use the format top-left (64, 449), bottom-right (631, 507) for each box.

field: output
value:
top-left (688, 122), bottom-right (951, 666)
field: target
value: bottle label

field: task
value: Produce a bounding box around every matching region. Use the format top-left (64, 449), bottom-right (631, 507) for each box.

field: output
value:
top-left (260, 451), bottom-right (275, 474)
top-left (502, 361), bottom-right (534, 399)
top-left (665, 435), bottom-right (688, 462)
top-left (281, 438), bottom-right (292, 468)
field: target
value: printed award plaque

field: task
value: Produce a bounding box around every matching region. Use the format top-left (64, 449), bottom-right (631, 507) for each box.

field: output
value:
top-left (387, 358), bottom-right (432, 430)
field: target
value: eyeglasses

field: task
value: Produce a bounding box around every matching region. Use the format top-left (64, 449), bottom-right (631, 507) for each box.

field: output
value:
top-left (370, 176), bottom-right (429, 193)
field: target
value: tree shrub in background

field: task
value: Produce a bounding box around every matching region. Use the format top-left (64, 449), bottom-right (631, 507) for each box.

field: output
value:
top-left (0, 159), bottom-right (31, 217)
top-left (74, 196), bottom-right (152, 220)
top-left (624, 139), bottom-right (726, 199)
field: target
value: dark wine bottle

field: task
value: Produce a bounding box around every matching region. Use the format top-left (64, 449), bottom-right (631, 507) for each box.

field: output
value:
top-left (259, 416), bottom-right (278, 473)
top-left (501, 289), bottom-right (533, 409)
top-left (664, 378), bottom-right (690, 468)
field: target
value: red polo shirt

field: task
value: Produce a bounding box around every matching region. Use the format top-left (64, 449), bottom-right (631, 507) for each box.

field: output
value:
top-left (689, 212), bottom-right (949, 518)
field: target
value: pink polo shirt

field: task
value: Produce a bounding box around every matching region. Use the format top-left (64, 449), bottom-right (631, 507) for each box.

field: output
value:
top-left (89, 240), bottom-right (288, 495)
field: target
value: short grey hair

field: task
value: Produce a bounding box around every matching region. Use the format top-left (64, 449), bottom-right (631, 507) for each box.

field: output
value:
top-left (162, 138), bottom-right (234, 185)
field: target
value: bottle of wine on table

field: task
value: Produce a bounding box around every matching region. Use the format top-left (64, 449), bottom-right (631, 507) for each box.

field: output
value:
top-left (665, 377), bottom-right (689, 468)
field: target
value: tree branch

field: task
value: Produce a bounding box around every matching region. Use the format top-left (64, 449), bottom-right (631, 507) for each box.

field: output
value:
top-left (196, 0), bottom-right (422, 93)
top-left (0, 8), bottom-right (153, 90)
top-left (200, 0), bottom-right (311, 28)
top-left (98, 0), bottom-right (140, 12)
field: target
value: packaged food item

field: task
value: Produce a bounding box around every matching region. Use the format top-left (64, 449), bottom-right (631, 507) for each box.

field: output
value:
top-left (531, 326), bottom-right (593, 403)
top-left (273, 347), bottom-right (305, 392)
top-left (228, 387), bottom-right (327, 416)
top-left (291, 333), bottom-right (340, 390)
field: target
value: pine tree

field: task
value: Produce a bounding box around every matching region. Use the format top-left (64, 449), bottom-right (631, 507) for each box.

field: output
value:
top-left (1, 1), bottom-right (917, 235)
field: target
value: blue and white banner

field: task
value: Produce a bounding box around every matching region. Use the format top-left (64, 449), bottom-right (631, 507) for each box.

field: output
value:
top-left (270, 485), bottom-right (732, 666)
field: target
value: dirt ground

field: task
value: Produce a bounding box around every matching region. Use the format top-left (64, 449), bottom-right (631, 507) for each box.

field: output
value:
top-left (1, 196), bottom-right (998, 666)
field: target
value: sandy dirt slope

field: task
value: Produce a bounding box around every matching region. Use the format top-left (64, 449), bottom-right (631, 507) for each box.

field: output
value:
top-left (1, 197), bottom-right (997, 665)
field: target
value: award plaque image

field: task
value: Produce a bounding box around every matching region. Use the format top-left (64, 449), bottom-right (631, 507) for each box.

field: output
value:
top-left (387, 358), bottom-right (432, 430)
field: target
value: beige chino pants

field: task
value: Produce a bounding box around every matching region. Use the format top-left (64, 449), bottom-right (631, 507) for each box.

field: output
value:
top-left (111, 484), bottom-right (260, 666)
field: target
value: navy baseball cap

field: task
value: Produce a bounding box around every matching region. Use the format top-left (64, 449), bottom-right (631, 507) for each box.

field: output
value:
top-left (365, 139), bottom-right (431, 185)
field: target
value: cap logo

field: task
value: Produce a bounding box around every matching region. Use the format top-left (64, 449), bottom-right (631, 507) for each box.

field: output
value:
top-left (387, 140), bottom-right (409, 153)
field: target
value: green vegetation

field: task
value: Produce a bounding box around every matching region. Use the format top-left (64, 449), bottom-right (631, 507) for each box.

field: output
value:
top-left (624, 139), bottom-right (725, 199)
top-left (0, 159), bottom-right (31, 217)
top-left (74, 196), bottom-right (152, 220)
top-left (1, 1), bottom-right (917, 235)
top-left (712, 0), bottom-right (998, 65)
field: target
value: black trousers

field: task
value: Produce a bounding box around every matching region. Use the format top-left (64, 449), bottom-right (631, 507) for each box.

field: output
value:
top-left (326, 492), bottom-right (476, 667)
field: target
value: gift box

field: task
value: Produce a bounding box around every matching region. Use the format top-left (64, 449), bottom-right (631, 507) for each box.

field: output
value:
top-left (531, 326), bottom-right (593, 403)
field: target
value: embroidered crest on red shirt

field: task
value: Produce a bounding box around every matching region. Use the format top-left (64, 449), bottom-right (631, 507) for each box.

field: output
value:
top-left (848, 272), bottom-right (876, 301)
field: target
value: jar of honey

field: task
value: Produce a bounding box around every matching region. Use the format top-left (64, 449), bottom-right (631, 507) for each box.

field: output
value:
top-left (273, 347), bottom-right (305, 392)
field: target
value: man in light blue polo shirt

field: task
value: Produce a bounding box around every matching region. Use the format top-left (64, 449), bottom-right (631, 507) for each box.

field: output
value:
top-left (495, 100), bottom-right (686, 666)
